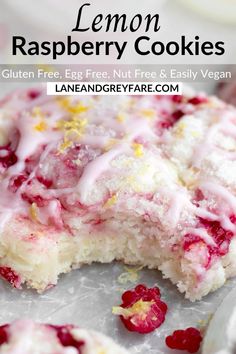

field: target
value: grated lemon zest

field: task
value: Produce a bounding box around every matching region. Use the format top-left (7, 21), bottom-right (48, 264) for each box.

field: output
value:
top-left (58, 139), bottom-right (73, 154)
top-left (118, 265), bottom-right (143, 285)
top-left (56, 116), bottom-right (87, 131)
top-left (174, 122), bottom-right (186, 138)
top-left (140, 108), bottom-right (156, 119)
top-left (75, 158), bottom-right (81, 166)
top-left (103, 138), bottom-right (118, 152)
top-left (56, 117), bottom-right (87, 138)
top-left (104, 194), bottom-right (117, 208)
top-left (29, 203), bottom-right (38, 222)
top-left (69, 104), bottom-right (89, 115)
top-left (56, 116), bottom-right (88, 153)
top-left (112, 299), bottom-right (154, 319)
top-left (125, 175), bottom-right (141, 192)
top-left (191, 130), bottom-right (201, 138)
top-left (116, 113), bottom-right (125, 123)
top-left (132, 143), bottom-right (144, 158)
top-left (98, 349), bottom-right (107, 354)
top-left (32, 106), bottom-right (43, 118)
top-left (34, 120), bottom-right (48, 132)
top-left (58, 97), bottom-right (89, 115)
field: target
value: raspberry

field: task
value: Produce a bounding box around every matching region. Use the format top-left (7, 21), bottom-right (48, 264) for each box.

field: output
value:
top-left (171, 95), bottom-right (183, 103)
top-left (37, 176), bottom-right (53, 188)
top-left (27, 89), bottom-right (41, 100)
top-left (199, 218), bottom-right (233, 256)
top-left (0, 144), bottom-right (17, 169)
top-left (49, 325), bottom-right (84, 352)
top-left (38, 144), bottom-right (101, 193)
top-left (230, 215), bottom-right (236, 224)
top-left (166, 327), bottom-right (202, 353)
top-left (0, 267), bottom-right (22, 288)
top-left (192, 189), bottom-right (205, 206)
top-left (159, 121), bottom-right (173, 130)
top-left (9, 174), bottom-right (28, 193)
top-left (184, 217), bottom-right (235, 267)
top-left (112, 284), bottom-right (167, 334)
top-left (157, 110), bottom-right (185, 131)
top-left (188, 96), bottom-right (208, 105)
top-left (171, 109), bottom-right (185, 121)
top-left (183, 234), bottom-right (203, 251)
top-left (21, 193), bottom-right (48, 207)
top-left (0, 325), bottom-right (9, 345)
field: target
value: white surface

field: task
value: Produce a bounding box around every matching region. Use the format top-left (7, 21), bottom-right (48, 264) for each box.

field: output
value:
top-left (202, 286), bottom-right (236, 354)
top-left (0, 262), bottom-right (236, 354)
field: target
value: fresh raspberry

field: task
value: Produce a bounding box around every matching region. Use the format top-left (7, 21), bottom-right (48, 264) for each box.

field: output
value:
top-left (112, 284), bottom-right (167, 334)
top-left (0, 144), bottom-right (17, 169)
top-left (49, 325), bottom-right (84, 353)
top-left (0, 267), bottom-right (22, 288)
top-left (166, 327), bottom-right (202, 353)
top-left (188, 96), bottom-right (208, 105)
top-left (0, 325), bottom-right (9, 345)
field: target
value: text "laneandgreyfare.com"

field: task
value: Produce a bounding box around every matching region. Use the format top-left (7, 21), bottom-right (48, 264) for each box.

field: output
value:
top-left (47, 82), bottom-right (182, 95)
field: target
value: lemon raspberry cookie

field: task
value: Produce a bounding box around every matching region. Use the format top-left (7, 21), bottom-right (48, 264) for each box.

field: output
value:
top-left (0, 319), bottom-right (129, 354)
top-left (0, 88), bottom-right (236, 300)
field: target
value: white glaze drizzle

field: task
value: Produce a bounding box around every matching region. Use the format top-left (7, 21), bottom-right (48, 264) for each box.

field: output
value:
top-left (192, 123), bottom-right (220, 168)
top-left (165, 191), bottom-right (190, 230)
top-left (77, 144), bottom-right (126, 203)
top-left (200, 181), bottom-right (236, 210)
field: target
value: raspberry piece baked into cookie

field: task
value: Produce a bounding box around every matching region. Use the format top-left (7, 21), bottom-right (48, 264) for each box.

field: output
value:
top-left (0, 319), bottom-right (129, 354)
top-left (0, 88), bottom-right (236, 300)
